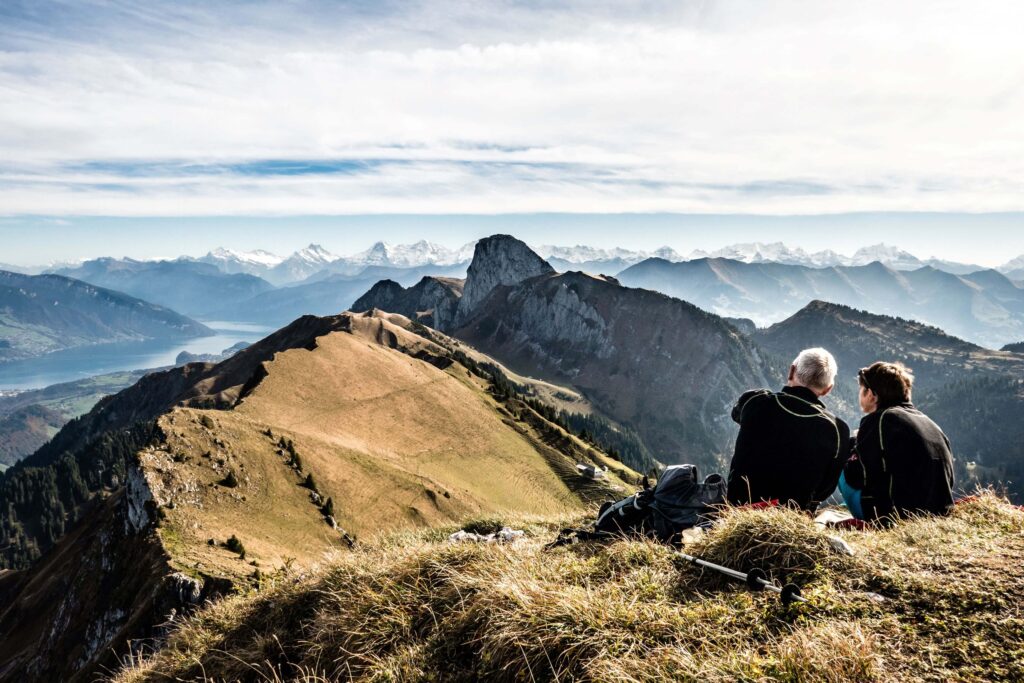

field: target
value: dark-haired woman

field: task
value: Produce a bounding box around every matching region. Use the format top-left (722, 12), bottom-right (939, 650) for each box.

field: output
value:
top-left (839, 362), bottom-right (955, 523)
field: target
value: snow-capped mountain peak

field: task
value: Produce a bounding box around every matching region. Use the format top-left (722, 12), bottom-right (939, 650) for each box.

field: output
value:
top-left (689, 242), bottom-right (814, 265)
top-left (292, 244), bottom-right (338, 264)
top-left (651, 246), bottom-right (683, 261)
top-left (346, 240), bottom-right (469, 268)
top-left (1000, 254), bottom-right (1024, 271)
top-left (849, 243), bottom-right (922, 269)
top-left (205, 247), bottom-right (283, 267)
top-left (534, 244), bottom-right (682, 265)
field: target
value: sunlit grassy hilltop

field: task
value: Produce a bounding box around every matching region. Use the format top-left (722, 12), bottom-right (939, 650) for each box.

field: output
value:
top-left (115, 493), bottom-right (1024, 683)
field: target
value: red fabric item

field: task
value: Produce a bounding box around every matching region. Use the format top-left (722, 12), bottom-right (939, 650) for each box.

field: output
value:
top-left (739, 499), bottom-right (779, 510)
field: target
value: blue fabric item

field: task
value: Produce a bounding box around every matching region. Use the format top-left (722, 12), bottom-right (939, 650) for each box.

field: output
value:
top-left (839, 471), bottom-right (865, 521)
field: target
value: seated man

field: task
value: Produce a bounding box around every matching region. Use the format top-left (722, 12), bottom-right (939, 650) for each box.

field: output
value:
top-left (840, 362), bottom-right (954, 522)
top-left (727, 347), bottom-right (851, 511)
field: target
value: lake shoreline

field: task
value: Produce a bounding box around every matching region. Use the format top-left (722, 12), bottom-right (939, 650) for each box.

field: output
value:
top-left (0, 320), bottom-right (273, 391)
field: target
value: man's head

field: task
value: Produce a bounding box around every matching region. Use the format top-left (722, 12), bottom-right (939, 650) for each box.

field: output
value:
top-left (857, 361), bottom-right (913, 413)
top-left (787, 347), bottom-right (837, 397)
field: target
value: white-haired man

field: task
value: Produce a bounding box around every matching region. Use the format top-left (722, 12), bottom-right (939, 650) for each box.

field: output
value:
top-left (726, 347), bottom-right (851, 511)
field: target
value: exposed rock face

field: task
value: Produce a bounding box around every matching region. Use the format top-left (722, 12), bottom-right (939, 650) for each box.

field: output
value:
top-left (353, 279), bottom-right (405, 312)
top-left (125, 461), bottom-right (155, 533)
top-left (352, 276), bottom-right (464, 331)
top-left (352, 235), bottom-right (780, 467)
top-left (454, 266), bottom-right (779, 467)
top-left (0, 464), bottom-right (227, 682)
top-left (455, 235), bottom-right (555, 326)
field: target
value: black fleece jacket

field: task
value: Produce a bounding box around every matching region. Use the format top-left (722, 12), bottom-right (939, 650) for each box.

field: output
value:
top-left (726, 386), bottom-right (850, 511)
top-left (843, 403), bottom-right (954, 521)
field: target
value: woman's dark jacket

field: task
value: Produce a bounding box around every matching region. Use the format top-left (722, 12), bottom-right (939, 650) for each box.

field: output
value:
top-left (843, 402), bottom-right (955, 521)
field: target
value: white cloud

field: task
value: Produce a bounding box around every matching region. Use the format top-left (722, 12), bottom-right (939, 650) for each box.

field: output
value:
top-left (1, 0), bottom-right (1022, 215)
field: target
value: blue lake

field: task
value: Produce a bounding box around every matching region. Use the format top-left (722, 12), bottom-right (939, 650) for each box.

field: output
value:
top-left (0, 321), bottom-right (275, 390)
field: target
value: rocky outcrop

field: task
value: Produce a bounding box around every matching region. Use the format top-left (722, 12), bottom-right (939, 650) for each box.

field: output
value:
top-left (353, 279), bottom-right (406, 312)
top-left (455, 235), bottom-right (555, 326)
top-left (352, 276), bottom-right (464, 331)
top-left (0, 458), bottom-right (225, 682)
top-left (454, 265), bottom-right (779, 467)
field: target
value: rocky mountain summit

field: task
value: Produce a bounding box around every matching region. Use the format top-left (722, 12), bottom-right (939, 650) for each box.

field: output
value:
top-left (352, 276), bottom-right (464, 331)
top-left (356, 235), bottom-right (778, 468)
top-left (455, 235), bottom-right (556, 326)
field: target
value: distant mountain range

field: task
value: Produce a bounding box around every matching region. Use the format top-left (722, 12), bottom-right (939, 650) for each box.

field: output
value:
top-left (194, 240), bottom-right (476, 285)
top-left (617, 258), bottom-right (1024, 349)
top-left (46, 247), bottom-right (472, 325)
top-left (2, 241), bottom-right (1014, 340)
top-left (537, 241), bottom-right (1007, 276)
top-left (51, 258), bottom-right (275, 318)
top-left (15, 239), bottom-right (1021, 287)
top-left (0, 270), bottom-right (211, 363)
top-left (0, 369), bottom-right (149, 466)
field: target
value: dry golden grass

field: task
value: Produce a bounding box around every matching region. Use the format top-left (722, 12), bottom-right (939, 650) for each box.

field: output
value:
top-left (142, 312), bottom-right (634, 584)
top-left (113, 492), bottom-right (1024, 683)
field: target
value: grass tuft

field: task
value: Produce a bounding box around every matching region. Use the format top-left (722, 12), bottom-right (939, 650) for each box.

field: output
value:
top-left (688, 504), bottom-right (852, 586)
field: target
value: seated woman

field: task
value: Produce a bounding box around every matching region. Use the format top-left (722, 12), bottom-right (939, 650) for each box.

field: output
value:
top-left (840, 362), bottom-right (955, 523)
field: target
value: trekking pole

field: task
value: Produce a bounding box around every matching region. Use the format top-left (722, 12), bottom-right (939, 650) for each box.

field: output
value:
top-left (674, 550), bottom-right (808, 605)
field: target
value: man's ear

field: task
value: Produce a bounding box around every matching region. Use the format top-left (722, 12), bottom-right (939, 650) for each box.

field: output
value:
top-left (788, 365), bottom-right (796, 382)
top-left (819, 383), bottom-right (834, 398)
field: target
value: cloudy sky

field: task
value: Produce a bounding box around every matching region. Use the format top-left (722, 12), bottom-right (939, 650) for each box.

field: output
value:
top-left (2, 1), bottom-right (1023, 264)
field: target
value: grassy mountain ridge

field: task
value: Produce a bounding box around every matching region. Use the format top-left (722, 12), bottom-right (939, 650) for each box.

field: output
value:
top-left (0, 310), bottom-right (636, 680)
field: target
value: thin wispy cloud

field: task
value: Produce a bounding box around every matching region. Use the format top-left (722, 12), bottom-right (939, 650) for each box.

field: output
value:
top-left (1, 0), bottom-right (1022, 215)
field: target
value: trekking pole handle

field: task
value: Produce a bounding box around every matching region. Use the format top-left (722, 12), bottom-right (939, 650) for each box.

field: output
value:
top-left (675, 551), bottom-right (808, 605)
